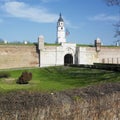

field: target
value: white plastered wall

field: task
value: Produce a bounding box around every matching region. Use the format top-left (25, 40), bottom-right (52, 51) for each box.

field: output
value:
top-left (40, 43), bottom-right (76, 67)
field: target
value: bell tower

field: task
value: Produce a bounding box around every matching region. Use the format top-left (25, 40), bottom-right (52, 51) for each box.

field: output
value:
top-left (57, 13), bottom-right (66, 43)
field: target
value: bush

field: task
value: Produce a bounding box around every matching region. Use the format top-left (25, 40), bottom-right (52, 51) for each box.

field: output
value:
top-left (0, 72), bottom-right (10, 78)
top-left (16, 71), bottom-right (32, 84)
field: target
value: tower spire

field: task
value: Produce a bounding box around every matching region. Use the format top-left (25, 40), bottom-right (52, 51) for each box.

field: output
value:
top-left (58, 13), bottom-right (63, 22)
top-left (60, 13), bottom-right (61, 18)
top-left (57, 13), bottom-right (66, 43)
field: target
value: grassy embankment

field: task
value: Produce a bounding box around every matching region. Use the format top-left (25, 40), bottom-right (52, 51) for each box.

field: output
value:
top-left (0, 66), bottom-right (120, 93)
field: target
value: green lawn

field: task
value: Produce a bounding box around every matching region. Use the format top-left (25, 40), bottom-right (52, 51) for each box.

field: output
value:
top-left (0, 66), bottom-right (120, 93)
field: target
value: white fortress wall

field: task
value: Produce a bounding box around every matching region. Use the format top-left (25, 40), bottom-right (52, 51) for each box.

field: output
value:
top-left (99, 47), bottom-right (120, 64)
top-left (78, 47), bottom-right (99, 65)
top-left (39, 43), bottom-right (77, 67)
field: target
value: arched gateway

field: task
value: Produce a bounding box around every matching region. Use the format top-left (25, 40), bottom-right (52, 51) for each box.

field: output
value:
top-left (64, 54), bottom-right (73, 65)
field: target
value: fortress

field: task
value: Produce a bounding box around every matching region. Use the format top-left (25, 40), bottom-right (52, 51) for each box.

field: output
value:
top-left (0, 14), bottom-right (120, 69)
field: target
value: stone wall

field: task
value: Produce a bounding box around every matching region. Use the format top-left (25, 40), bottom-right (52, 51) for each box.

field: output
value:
top-left (1, 44), bottom-right (120, 69)
top-left (0, 45), bottom-right (39, 69)
top-left (40, 46), bottom-right (58, 67)
top-left (99, 47), bottom-right (120, 64)
top-left (77, 46), bottom-right (120, 65)
top-left (77, 47), bottom-right (99, 65)
top-left (39, 43), bottom-right (76, 67)
top-left (0, 83), bottom-right (119, 120)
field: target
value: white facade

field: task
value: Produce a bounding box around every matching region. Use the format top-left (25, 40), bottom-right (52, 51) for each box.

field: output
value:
top-left (38, 35), bottom-right (120, 67)
top-left (57, 14), bottom-right (66, 43)
top-left (38, 41), bottom-right (76, 67)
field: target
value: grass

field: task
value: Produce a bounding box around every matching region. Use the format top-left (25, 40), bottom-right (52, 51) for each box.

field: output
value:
top-left (0, 42), bottom-right (37, 46)
top-left (77, 44), bottom-right (94, 47)
top-left (0, 66), bottom-right (120, 93)
top-left (45, 43), bottom-right (61, 46)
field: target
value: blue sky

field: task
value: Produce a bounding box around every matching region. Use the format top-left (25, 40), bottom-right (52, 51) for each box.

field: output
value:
top-left (0, 0), bottom-right (119, 45)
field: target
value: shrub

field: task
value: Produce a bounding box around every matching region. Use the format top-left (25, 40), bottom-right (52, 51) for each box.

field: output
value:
top-left (16, 71), bottom-right (32, 84)
top-left (0, 72), bottom-right (10, 78)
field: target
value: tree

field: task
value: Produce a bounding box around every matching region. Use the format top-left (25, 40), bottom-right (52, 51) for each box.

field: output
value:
top-left (16, 71), bottom-right (32, 84)
top-left (105, 0), bottom-right (120, 6)
top-left (105, 0), bottom-right (120, 45)
top-left (0, 38), bottom-right (4, 43)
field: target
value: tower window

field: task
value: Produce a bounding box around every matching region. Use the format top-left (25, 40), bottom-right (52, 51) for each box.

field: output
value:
top-left (60, 23), bottom-right (63, 26)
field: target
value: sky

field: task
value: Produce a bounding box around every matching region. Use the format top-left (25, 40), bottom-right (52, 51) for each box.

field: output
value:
top-left (0, 0), bottom-right (120, 45)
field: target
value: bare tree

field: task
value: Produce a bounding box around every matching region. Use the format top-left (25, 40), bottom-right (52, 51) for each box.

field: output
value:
top-left (105, 0), bottom-right (120, 45)
top-left (105, 0), bottom-right (120, 6)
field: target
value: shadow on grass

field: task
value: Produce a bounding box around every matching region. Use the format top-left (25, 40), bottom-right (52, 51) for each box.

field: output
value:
top-left (42, 67), bottom-right (119, 87)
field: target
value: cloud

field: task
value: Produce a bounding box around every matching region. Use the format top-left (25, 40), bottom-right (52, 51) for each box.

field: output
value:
top-left (0, 0), bottom-right (8, 1)
top-left (89, 14), bottom-right (119, 21)
top-left (2, 1), bottom-right (58, 23)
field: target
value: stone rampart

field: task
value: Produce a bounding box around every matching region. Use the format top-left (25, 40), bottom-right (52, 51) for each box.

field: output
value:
top-left (1, 44), bottom-right (120, 69)
top-left (78, 47), bottom-right (99, 64)
top-left (78, 46), bottom-right (120, 65)
top-left (99, 47), bottom-right (120, 64)
top-left (0, 45), bottom-right (39, 69)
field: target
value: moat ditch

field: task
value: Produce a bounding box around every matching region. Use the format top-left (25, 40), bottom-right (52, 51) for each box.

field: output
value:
top-left (0, 82), bottom-right (119, 120)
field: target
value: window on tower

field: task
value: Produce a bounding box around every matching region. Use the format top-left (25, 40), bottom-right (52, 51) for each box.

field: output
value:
top-left (60, 23), bottom-right (63, 26)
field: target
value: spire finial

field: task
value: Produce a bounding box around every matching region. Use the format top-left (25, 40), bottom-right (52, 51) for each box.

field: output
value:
top-left (60, 13), bottom-right (62, 18)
